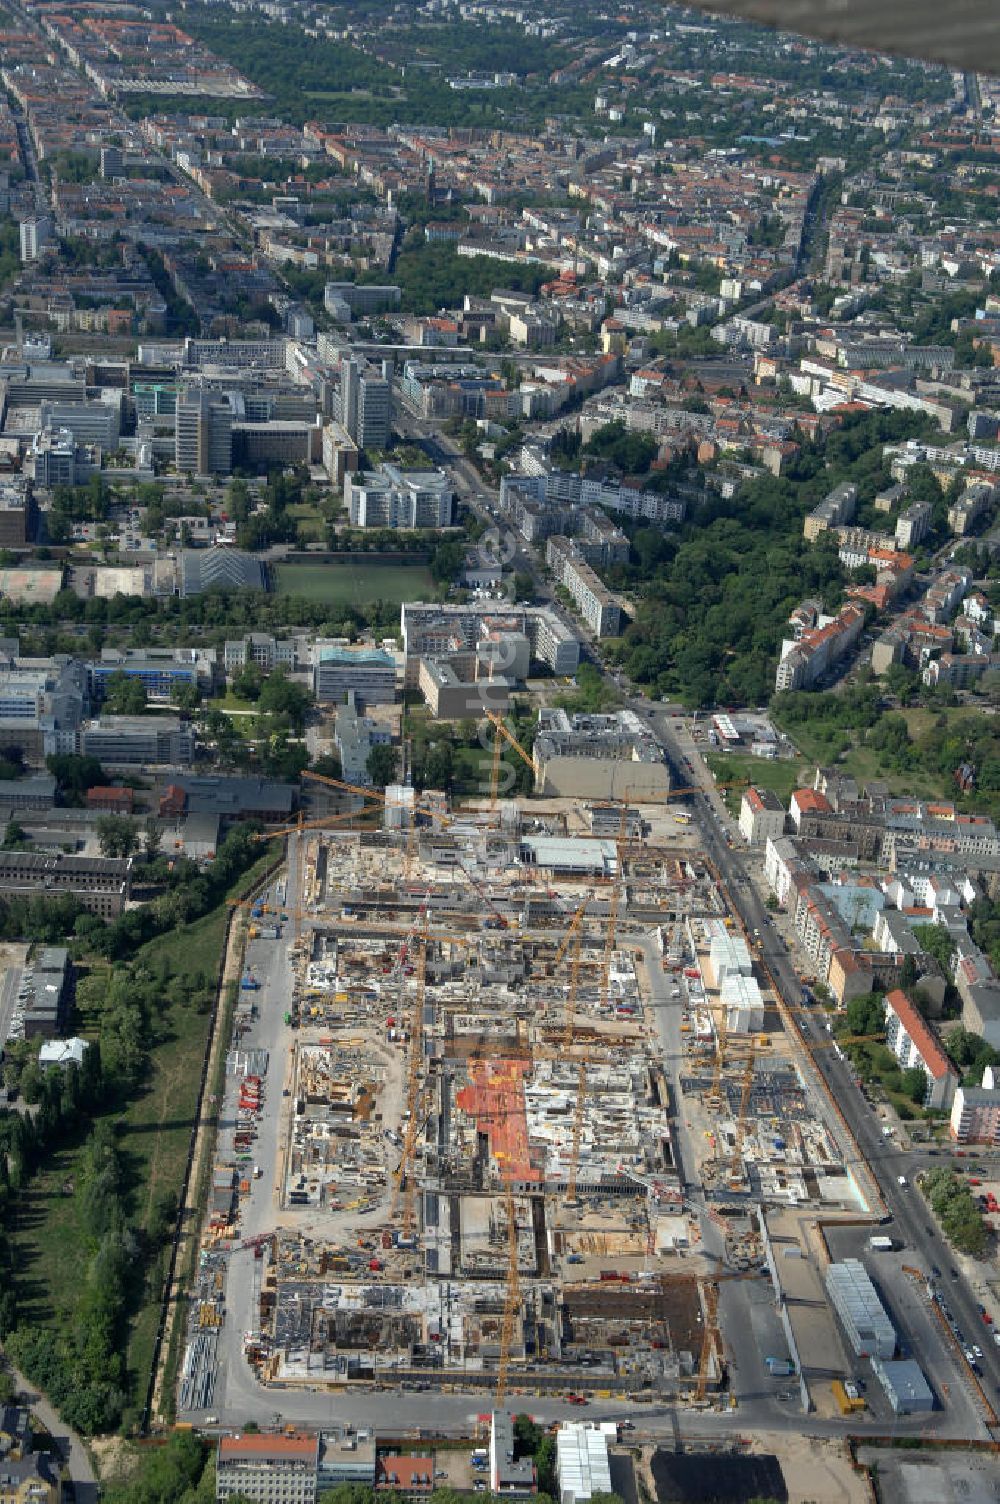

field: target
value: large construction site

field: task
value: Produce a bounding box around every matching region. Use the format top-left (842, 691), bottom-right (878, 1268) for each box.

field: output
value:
top-left (182, 762), bottom-right (891, 1417)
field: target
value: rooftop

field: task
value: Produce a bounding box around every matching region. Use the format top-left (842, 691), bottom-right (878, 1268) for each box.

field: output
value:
top-left (885, 989), bottom-right (955, 1080)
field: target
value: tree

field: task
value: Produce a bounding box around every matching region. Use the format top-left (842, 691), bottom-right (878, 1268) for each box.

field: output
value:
top-left (844, 994), bottom-right (886, 1038)
top-left (366, 744), bottom-right (397, 787)
top-left (103, 671), bottom-right (147, 716)
top-left (912, 923), bottom-right (957, 972)
top-left (170, 680), bottom-right (201, 713)
top-left (901, 1066), bottom-right (928, 1105)
top-left (143, 817), bottom-right (163, 859)
top-left (46, 754), bottom-right (105, 799)
top-left (231, 664), bottom-right (263, 702)
top-left (257, 670), bottom-right (312, 732)
top-left (2, 821), bottom-right (28, 850)
top-left (96, 815), bottom-right (139, 859)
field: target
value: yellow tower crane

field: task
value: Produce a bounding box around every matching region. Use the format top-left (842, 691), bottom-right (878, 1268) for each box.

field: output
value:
top-left (391, 923), bottom-right (429, 1241)
top-left (496, 1170), bottom-right (521, 1405)
top-left (484, 710), bottom-right (535, 810)
top-left (565, 803), bottom-right (629, 1207)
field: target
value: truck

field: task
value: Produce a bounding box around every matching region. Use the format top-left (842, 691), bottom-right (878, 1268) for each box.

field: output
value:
top-left (256, 924), bottom-right (281, 940)
top-left (764, 1357), bottom-right (795, 1377)
top-left (241, 975), bottom-right (261, 991)
top-left (868, 1235), bottom-right (895, 1252)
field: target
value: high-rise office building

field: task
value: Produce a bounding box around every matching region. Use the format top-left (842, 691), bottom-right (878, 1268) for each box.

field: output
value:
top-left (175, 392), bottom-right (233, 476)
top-left (338, 359), bottom-right (391, 451)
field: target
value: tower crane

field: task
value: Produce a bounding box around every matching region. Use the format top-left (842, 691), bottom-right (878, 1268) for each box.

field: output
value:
top-left (483, 710), bottom-right (535, 810)
top-left (565, 804), bottom-right (628, 1207)
top-left (694, 1279), bottom-right (720, 1403)
top-left (391, 924), bottom-right (429, 1241)
top-left (496, 1170), bottom-right (521, 1404)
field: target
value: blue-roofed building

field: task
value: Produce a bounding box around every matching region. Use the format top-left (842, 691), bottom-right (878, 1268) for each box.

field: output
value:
top-left (313, 645), bottom-right (397, 706)
top-left (90, 656), bottom-right (198, 703)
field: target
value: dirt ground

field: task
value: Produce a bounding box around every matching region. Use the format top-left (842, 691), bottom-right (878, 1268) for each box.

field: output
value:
top-left (639, 1433), bottom-right (869, 1504)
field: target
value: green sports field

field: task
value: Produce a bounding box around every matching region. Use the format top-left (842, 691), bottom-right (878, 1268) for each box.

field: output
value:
top-left (275, 561), bottom-right (435, 606)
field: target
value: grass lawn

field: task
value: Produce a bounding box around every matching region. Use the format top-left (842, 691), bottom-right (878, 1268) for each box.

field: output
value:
top-left (769, 704), bottom-right (979, 802)
top-left (11, 855), bottom-right (276, 1425)
top-left (706, 751), bottom-right (810, 815)
top-left (452, 744), bottom-right (519, 796)
top-left (213, 690), bottom-right (257, 715)
top-left (276, 560), bottom-right (435, 607)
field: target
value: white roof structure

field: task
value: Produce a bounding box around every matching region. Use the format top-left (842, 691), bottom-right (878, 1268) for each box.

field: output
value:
top-left (38, 1037), bottom-right (88, 1069)
top-left (556, 1424), bottom-right (611, 1504)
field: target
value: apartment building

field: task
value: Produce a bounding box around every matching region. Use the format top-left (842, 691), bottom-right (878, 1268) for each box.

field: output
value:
top-left (923, 652), bottom-right (1000, 690)
top-left (324, 283), bottom-right (400, 318)
top-left (545, 536), bottom-right (621, 637)
top-left (883, 988), bottom-right (958, 1109)
top-left (0, 1452), bottom-right (59, 1503)
top-left (947, 481), bottom-right (995, 536)
top-left (339, 358), bottom-right (392, 450)
top-left (0, 484), bottom-right (37, 547)
top-left (803, 481), bottom-right (857, 541)
top-left (954, 940), bottom-right (1000, 1047)
top-left (400, 603), bottom-right (580, 679)
top-left (951, 1068), bottom-right (1000, 1144)
top-left (895, 500), bottom-right (932, 550)
top-left (775, 602), bottom-right (864, 692)
top-left (333, 696), bottom-right (391, 785)
top-left (489, 1411), bottom-right (537, 1496)
top-left (19, 217), bottom-right (52, 264)
top-left (922, 568), bottom-right (971, 624)
top-left (739, 786), bottom-right (785, 846)
top-left (216, 1433), bottom-right (320, 1504)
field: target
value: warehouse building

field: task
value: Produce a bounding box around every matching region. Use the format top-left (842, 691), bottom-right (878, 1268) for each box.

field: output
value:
top-left (871, 1356), bottom-right (934, 1414)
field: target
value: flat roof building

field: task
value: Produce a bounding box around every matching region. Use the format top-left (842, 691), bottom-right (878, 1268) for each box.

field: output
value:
top-left (951, 1067), bottom-right (1000, 1144)
top-left (532, 708), bottom-right (669, 800)
top-left (825, 1258), bottom-right (895, 1360)
top-left (314, 646), bottom-right (396, 706)
top-left (871, 1357), bottom-right (934, 1414)
top-left (490, 1411), bottom-right (537, 1496)
top-left (555, 1424), bottom-right (611, 1504)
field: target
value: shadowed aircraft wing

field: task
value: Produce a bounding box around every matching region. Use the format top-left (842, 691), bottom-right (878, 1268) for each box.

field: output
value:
top-left (688, 0), bottom-right (1000, 77)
